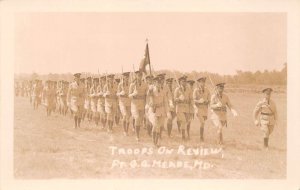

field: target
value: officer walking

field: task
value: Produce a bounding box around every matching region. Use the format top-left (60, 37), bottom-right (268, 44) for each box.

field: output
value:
top-left (253, 88), bottom-right (278, 149)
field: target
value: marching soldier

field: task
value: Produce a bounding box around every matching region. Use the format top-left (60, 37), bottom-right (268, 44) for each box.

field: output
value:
top-left (103, 74), bottom-right (118, 133)
top-left (67, 73), bottom-right (86, 129)
top-left (129, 70), bottom-right (148, 142)
top-left (253, 88), bottom-right (278, 149)
top-left (165, 78), bottom-right (176, 138)
top-left (210, 82), bottom-right (238, 145)
top-left (144, 74), bottom-right (154, 136)
top-left (43, 80), bottom-right (57, 116)
top-left (90, 78), bottom-right (100, 125)
top-left (174, 75), bottom-right (192, 141)
top-left (97, 76), bottom-right (107, 129)
top-left (83, 77), bottom-right (92, 122)
top-left (117, 72), bottom-right (131, 136)
top-left (147, 76), bottom-right (167, 147)
top-left (193, 77), bottom-right (210, 142)
top-left (60, 81), bottom-right (69, 116)
top-left (114, 78), bottom-right (121, 126)
top-left (186, 79), bottom-right (195, 140)
top-left (32, 79), bottom-right (43, 110)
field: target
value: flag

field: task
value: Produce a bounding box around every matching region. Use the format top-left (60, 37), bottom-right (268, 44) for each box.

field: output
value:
top-left (139, 43), bottom-right (151, 74)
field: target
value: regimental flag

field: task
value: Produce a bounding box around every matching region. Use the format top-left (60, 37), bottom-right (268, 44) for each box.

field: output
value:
top-left (139, 43), bottom-right (151, 74)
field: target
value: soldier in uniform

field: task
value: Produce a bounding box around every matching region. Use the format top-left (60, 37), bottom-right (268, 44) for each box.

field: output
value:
top-left (114, 78), bottom-right (121, 126)
top-left (32, 79), bottom-right (43, 110)
top-left (61, 81), bottom-right (69, 116)
top-left (165, 78), bottom-right (176, 138)
top-left (174, 75), bottom-right (193, 141)
top-left (117, 72), bottom-right (131, 136)
top-left (193, 77), bottom-right (210, 142)
top-left (147, 76), bottom-right (167, 147)
top-left (97, 76), bottom-right (107, 129)
top-left (67, 73), bottom-right (86, 129)
top-left (85, 77), bottom-right (93, 122)
top-left (144, 74), bottom-right (154, 136)
top-left (90, 78), bottom-right (100, 125)
top-left (253, 88), bottom-right (278, 149)
top-left (103, 74), bottom-right (118, 133)
top-left (42, 80), bottom-right (56, 116)
top-left (186, 80), bottom-right (195, 140)
top-left (210, 83), bottom-right (238, 145)
top-left (129, 70), bottom-right (148, 142)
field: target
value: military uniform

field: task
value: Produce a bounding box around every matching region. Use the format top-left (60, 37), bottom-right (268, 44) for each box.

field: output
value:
top-left (90, 78), bottom-right (99, 124)
top-left (32, 80), bottom-right (42, 110)
top-left (103, 74), bottom-right (118, 132)
top-left (148, 76), bottom-right (167, 146)
top-left (210, 82), bottom-right (237, 144)
top-left (67, 73), bottom-right (85, 128)
top-left (174, 76), bottom-right (192, 140)
top-left (43, 81), bottom-right (57, 116)
top-left (253, 88), bottom-right (278, 148)
top-left (96, 77), bottom-right (107, 128)
top-left (129, 70), bottom-right (148, 141)
top-left (193, 77), bottom-right (210, 141)
top-left (117, 72), bottom-right (131, 135)
top-left (165, 78), bottom-right (176, 137)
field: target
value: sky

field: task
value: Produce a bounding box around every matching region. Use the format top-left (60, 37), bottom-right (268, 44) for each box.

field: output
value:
top-left (14, 13), bottom-right (286, 75)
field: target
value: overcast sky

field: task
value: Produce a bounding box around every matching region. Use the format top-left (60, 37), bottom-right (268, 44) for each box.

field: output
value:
top-left (14, 13), bottom-right (286, 75)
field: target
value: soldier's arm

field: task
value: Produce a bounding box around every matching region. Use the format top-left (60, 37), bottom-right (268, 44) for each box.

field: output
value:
top-left (174, 88), bottom-right (180, 102)
top-left (193, 88), bottom-right (200, 103)
top-left (210, 94), bottom-right (219, 109)
top-left (253, 102), bottom-right (262, 122)
top-left (225, 95), bottom-right (233, 110)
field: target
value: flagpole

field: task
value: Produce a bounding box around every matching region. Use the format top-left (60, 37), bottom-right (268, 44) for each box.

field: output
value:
top-left (146, 39), bottom-right (152, 75)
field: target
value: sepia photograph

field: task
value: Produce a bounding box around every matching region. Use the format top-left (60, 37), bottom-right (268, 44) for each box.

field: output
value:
top-left (1, 0), bottom-right (300, 190)
top-left (13, 12), bottom-right (287, 179)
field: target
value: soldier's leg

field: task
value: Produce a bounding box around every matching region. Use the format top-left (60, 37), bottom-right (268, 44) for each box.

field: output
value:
top-left (134, 111), bottom-right (142, 141)
top-left (200, 122), bottom-right (205, 142)
top-left (217, 122), bottom-right (224, 145)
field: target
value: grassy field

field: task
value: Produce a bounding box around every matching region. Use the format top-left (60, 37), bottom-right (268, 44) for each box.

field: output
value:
top-left (14, 93), bottom-right (286, 179)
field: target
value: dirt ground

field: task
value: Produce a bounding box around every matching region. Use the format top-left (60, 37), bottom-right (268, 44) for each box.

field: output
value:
top-left (14, 93), bottom-right (286, 179)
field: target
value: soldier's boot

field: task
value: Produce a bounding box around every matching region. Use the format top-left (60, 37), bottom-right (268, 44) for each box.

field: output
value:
top-left (155, 132), bottom-right (160, 147)
top-left (181, 130), bottom-right (186, 141)
top-left (147, 124), bottom-right (152, 137)
top-left (218, 133), bottom-right (223, 145)
top-left (187, 124), bottom-right (191, 140)
top-left (78, 118), bottom-right (81, 128)
top-left (122, 121), bottom-right (127, 136)
top-left (152, 132), bottom-right (156, 145)
top-left (132, 119), bottom-right (136, 132)
top-left (200, 127), bottom-right (204, 142)
top-left (74, 116), bottom-right (78, 129)
top-left (136, 125), bottom-right (140, 142)
top-left (264, 138), bottom-right (269, 149)
top-left (126, 122), bottom-right (130, 135)
top-left (167, 123), bottom-right (172, 137)
top-left (177, 121), bottom-right (181, 133)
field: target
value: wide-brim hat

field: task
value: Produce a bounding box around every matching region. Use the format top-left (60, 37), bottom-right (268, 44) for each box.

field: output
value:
top-left (262, 88), bottom-right (273, 93)
top-left (74, 73), bottom-right (81, 78)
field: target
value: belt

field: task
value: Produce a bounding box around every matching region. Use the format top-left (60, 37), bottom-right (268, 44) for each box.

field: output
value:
top-left (212, 107), bottom-right (227, 112)
top-left (133, 95), bottom-right (146, 99)
top-left (195, 102), bottom-right (209, 106)
top-left (178, 100), bottom-right (190, 104)
top-left (261, 112), bottom-right (273, 116)
top-left (153, 103), bottom-right (164, 107)
top-left (106, 95), bottom-right (117, 99)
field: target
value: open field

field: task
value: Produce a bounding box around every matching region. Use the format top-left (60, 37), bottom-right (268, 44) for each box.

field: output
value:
top-left (14, 93), bottom-right (286, 179)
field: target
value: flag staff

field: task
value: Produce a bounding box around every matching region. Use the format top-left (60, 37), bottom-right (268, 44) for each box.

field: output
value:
top-left (146, 38), bottom-right (152, 75)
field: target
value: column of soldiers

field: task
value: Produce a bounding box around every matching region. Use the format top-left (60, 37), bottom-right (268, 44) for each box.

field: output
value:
top-left (16, 71), bottom-right (278, 150)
